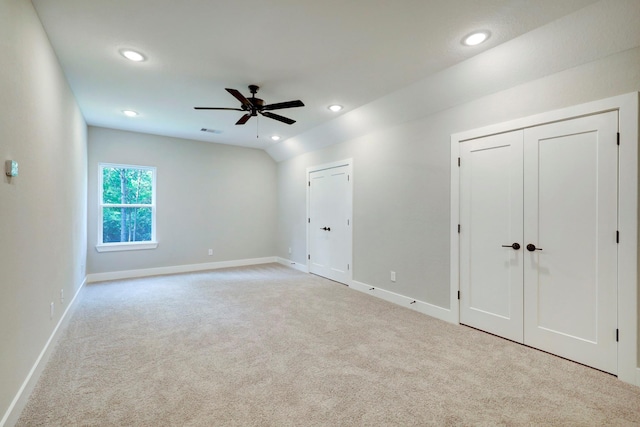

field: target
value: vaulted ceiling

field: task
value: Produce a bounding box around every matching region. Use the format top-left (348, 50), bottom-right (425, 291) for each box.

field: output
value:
top-left (32, 0), bottom-right (598, 154)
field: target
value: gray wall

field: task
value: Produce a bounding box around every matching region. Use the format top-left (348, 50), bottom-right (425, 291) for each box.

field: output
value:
top-left (0, 0), bottom-right (87, 422)
top-left (87, 127), bottom-right (278, 275)
top-left (277, 47), bottom-right (640, 321)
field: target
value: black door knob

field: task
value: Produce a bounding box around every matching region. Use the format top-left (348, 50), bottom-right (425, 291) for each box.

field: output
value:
top-left (526, 244), bottom-right (542, 252)
top-left (501, 243), bottom-right (521, 250)
top-left (320, 227), bottom-right (331, 231)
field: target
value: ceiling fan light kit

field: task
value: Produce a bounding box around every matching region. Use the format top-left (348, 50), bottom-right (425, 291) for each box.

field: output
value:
top-left (194, 85), bottom-right (304, 126)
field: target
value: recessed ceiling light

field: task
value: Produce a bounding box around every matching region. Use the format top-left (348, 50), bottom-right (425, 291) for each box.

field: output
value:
top-left (271, 135), bottom-right (281, 141)
top-left (122, 110), bottom-right (138, 117)
top-left (120, 49), bottom-right (146, 62)
top-left (328, 104), bottom-right (343, 112)
top-left (462, 31), bottom-right (490, 46)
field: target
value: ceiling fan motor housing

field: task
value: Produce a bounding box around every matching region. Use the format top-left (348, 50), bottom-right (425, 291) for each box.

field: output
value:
top-left (251, 98), bottom-right (265, 108)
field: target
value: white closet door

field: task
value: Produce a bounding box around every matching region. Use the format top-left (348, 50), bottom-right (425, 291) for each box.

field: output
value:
top-left (460, 131), bottom-right (524, 343)
top-left (308, 165), bottom-right (351, 284)
top-left (523, 111), bottom-right (618, 374)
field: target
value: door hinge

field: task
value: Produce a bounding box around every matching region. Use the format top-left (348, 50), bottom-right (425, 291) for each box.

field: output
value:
top-left (616, 328), bottom-right (619, 342)
top-left (458, 157), bottom-right (461, 167)
top-left (308, 218), bottom-right (310, 223)
top-left (458, 224), bottom-right (461, 234)
top-left (348, 175), bottom-right (350, 182)
top-left (308, 254), bottom-right (310, 260)
top-left (616, 230), bottom-right (619, 244)
top-left (347, 264), bottom-right (350, 270)
top-left (347, 219), bottom-right (350, 226)
top-left (308, 181), bottom-right (311, 187)
top-left (457, 291), bottom-right (460, 300)
top-left (617, 132), bottom-right (620, 146)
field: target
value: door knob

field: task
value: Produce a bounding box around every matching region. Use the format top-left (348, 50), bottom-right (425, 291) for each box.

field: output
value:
top-left (501, 243), bottom-right (521, 250)
top-left (526, 244), bottom-right (542, 252)
top-left (320, 227), bottom-right (331, 231)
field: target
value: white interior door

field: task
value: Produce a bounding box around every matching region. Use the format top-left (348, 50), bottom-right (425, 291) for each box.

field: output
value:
top-left (460, 131), bottom-right (524, 343)
top-left (523, 111), bottom-right (618, 374)
top-left (308, 164), bottom-right (352, 284)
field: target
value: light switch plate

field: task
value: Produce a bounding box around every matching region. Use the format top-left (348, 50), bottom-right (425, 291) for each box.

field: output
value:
top-left (5, 160), bottom-right (18, 177)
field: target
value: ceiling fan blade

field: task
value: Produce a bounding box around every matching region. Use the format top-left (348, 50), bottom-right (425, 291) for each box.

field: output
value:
top-left (226, 88), bottom-right (252, 109)
top-left (263, 100), bottom-right (305, 111)
top-left (194, 107), bottom-right (244, 111)
top-left (261, 111), bottom-right (296, 125)
top-left (235, 113), bottom-right (252, 125)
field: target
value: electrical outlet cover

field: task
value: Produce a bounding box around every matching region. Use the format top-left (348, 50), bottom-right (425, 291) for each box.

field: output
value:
top-left (5, 160), bottom-right (18, 177)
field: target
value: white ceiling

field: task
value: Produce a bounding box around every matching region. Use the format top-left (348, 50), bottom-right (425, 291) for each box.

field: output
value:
top-left (32, 0), bottom-right (598, 152)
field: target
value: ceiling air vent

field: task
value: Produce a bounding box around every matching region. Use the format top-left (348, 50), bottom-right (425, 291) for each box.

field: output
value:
top-left (200, 128), bottom-right (222, 134)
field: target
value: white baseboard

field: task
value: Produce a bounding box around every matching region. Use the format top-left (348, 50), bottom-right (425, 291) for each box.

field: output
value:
top-left (1, 276), bottom-right (87, 427)
top-left (276, 257), bottom-right (309, 273)
top-left (86, 257), bottom-right (278, 283)
top-left (350, 280), bottom-right (456, 324)
top-left (636, 368), bottom-right (640, 387)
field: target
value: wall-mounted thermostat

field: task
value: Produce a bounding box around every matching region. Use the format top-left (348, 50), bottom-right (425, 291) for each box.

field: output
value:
top-left (5, 160), bottom-right (18, 177)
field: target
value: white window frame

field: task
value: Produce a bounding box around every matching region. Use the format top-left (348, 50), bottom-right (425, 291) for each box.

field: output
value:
top-left (96, 163), bottom-right (158, 252)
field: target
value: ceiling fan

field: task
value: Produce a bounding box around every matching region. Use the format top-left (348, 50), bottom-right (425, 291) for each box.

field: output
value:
top-left (194, 85), bottom-right (304, 125)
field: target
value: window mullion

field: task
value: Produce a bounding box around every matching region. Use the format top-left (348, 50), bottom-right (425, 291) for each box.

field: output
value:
top-left (101, 204), bottom-right (153, 208)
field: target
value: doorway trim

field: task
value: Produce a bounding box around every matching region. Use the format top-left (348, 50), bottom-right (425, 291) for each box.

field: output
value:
top-left (450, 92), bottom-right (639, 386)
top-left (306, 158), bottom-right (353, 285)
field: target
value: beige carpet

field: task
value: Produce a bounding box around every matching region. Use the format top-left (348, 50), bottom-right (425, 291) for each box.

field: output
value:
top-left (17, 263), bottom-right (640, 426)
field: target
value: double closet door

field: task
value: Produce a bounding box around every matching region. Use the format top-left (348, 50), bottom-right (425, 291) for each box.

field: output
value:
top-left (459, 112), bottom-right (618, 374)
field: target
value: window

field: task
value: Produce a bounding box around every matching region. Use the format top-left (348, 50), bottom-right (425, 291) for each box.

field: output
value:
top-left (97, 163), bottom-right (157, 252)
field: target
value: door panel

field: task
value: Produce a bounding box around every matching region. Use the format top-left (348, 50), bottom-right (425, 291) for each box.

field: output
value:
top-left (460, 131), bottom-right (524, 343)
top-left (309, 172), bottom-right (330, 274)
top-left (308, 165), bottom-right (351, 284)
top-left (523, 111), bottom-right (618, 374)
top-left (326, 168), bottom-right (349, 280)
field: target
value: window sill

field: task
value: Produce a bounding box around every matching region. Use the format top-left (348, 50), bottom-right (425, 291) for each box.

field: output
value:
top-left (96, 242), bottom-right (158, 253)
